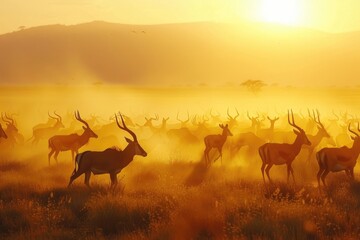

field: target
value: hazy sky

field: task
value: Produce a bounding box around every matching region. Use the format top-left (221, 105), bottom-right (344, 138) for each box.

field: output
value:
top-left (1, 0), bottom-right (360, 34)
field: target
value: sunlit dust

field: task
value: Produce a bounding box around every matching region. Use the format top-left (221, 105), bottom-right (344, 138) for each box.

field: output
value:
top-left (259, 0), bottom-right (302, 26)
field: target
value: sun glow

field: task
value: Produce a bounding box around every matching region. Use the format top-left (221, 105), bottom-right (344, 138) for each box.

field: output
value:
top-left (259, 0), bottom-right (301, 25)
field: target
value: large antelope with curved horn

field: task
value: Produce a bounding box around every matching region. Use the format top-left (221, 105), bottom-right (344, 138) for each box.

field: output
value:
top-left (259, 110), bottom-right (311, 184)
top-left (204, 124), bottom-right (233, 165)
top-left (316, 123), bottom-right (360, 188)
top-left (48, 111), bottom-right (98, 165)
top-left (29, 112), bottom-right (64, 144)
top-left (68, 113), bottom-right (147, 188)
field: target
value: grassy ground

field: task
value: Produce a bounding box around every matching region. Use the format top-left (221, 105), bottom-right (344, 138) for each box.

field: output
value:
top-left (1, 150), bottom-right (360, 240)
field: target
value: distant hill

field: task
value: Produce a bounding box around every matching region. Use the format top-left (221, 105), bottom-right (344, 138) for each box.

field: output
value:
top-left (0, 21), bottom-right (359, 86)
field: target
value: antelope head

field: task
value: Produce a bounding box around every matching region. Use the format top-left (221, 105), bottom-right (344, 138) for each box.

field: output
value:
top-left (227, 108), bottom-right (239, 127)
top-left (267, 116), bottom-right (279, 128)
top-left (177, 111), bottom-right (189, 127)
top-left (48, 111), bottom-right (65, 129)
top-left (314, 110), bottom-right (330, 138)
top-left (219, 124), bottom-right (233, 137)
top-left (116, 113), bottom-right (147, 157)
top-left (75, 111), bottom-right (98, 138)
top-left (144, 114), bottom-right (159, 127)
top-left (288, 110), bottom-right (311, 146)
top-left (1, 113), bottom-right (18, 134)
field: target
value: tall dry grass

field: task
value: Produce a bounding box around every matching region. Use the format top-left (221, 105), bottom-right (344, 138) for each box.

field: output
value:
top-left (1, 149), bottom-right (360, 239)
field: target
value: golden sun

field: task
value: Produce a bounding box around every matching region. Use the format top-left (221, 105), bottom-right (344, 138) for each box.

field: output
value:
top-left (259, 0), bottom-right (301, 25)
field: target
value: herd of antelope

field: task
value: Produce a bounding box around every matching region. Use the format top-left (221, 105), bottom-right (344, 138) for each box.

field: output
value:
top-left (1, 109), bottom-right (360, 190)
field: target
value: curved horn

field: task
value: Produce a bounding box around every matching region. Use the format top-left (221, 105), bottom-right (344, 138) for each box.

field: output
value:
top-left (348, 123), bottom-right (359, 137)
top-left (288, 109), bottom-right (302, 132)
top-left (315, 109), bottom-right (325, 129)
top-left (4, 113), bottom-right (14, 125)
top-left (1, 113), bottom-right (11, 124)
top-left (53, 111), bottom-right (62, 122)
top-left (48, 111), bottom-right (57, 119)
top-left (227, 108), bottom-right (232, 119)
top-left (115, 112), bottom-right (137, 141)
top-left (75, 111), bottom-right (89, 128)
top-left (234, 108), bottom-right (239, 119)
top-left (247, 111), bottom-right (251, 120)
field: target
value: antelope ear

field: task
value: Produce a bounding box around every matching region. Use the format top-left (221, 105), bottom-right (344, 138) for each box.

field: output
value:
top-left (293, 129), bottom-right (300, 135)
top-left (351, 136), bottom-right (356, 140)
top-left (219, 124), bottom-right (223, 128)
top-left (125, 137), bottom-right (133, 143)
top-left (82, 126), bottom-right (87, 130)
top-left (225, 124), bottom-right (228, 127)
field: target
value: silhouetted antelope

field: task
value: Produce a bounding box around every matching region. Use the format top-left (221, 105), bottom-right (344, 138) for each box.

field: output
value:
top-left (48, 111), bottom-right (98, 165)
top-left (227, 108), bottom-right (239, 128)
top-left (247, 111), bottom-right (261, 133)
top-left (32, 115), bottom-right (56, 131)
top-left (316, 123), bottom-right (360, 188)
top-left (259, 110), bottom-right (311, 184)
top-left (177, 111), bottom-right (190, 128)
top-left (257, 116), bottom-right (279, 142)
top-left (1, 113), bottom-right (19, 147)
top-left (303, 110), bottom-right (331, 162)
top-left (204, 124), bottom-right (233, 165)
top-left (29, 112), bottom-right (64, 144)
top-left (68, 113), bottom-right (147, 188)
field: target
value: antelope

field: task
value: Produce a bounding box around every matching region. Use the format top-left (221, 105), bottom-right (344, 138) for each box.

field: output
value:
top-left (204, 124), bottom-right (233, 165)
top-left (159, 117), bottom-right (170, 132)
top-left (192, 115), bottom-right (209, 138)
top-left (48, 111), bottom-right (98, 165)
top-left (177, 111), bottom-right (190, 128)
top-left (29, 112), bottom-right (64, 144)
top-left (141, 114), bottom-right (159, 130)
top-left (303, 110), bottom-right (331, 162)
top-left (259, 110), bottom-right (311, 184)
top-left (228, 132), bottom-right (265, 158)
top-left (210, 109), bottom-right (222, 125)
top-left (247, 112), bottom-right (261, 133)
top-left (1, 113), bottom-right (19, 146)
top-left (32, 115), bottom-right (57, 131)
top-left (227, 108), bottom-right (239, 128)
top-left (257, 116), bottom-right (279, 142)
top-left (316, 123), bottom-right (360, 188)
top-left (68, 113), bottom-right (147, 188)
top-left (0, 123), bottom-right (7, 139)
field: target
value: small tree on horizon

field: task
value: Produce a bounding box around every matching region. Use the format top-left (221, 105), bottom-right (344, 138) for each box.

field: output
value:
top-left (240, 79), bottom-right (267, 95)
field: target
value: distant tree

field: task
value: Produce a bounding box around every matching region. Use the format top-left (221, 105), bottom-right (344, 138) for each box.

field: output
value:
top-left (240, 79), bottom-right (267, 95)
